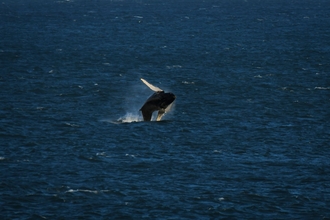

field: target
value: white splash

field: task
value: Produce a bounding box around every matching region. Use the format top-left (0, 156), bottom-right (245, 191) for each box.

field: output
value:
top-left (117, 112), bottom-right (143, 123)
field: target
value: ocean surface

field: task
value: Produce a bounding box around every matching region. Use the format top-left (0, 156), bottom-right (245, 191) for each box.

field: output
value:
top-left (1, 0), bottom-right (330, 219)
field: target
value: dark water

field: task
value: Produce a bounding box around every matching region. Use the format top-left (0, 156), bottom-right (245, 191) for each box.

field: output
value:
top-left (1, 0), bottom-right (330, 219)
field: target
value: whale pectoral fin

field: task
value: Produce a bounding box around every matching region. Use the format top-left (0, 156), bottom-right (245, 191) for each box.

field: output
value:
top-left (141, 78), bottom-right (163, 92)
top-left (156, 109), bottom-right (166, 121)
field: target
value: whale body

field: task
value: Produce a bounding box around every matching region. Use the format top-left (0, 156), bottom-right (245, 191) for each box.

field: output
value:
top-left (140, 78), bottom-right (175, 121)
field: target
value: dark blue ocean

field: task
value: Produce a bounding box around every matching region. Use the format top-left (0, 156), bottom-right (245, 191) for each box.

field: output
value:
top-left (1, 0), bottom-right (330, 219)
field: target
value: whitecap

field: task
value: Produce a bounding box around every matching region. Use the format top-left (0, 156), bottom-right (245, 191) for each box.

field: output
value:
top-left (166, 65), bottom-right (182, 69)
top-left (314, 87), bottom-right (330, 90)
top-left (64, 122), bottom-right (80, 127)
top-left (96, 152), bottom-right (106, 156)
top-left (182, 81), bottom-right (195, 84)
top-left (125, 154), bottom-right (136, 158)
top-left (65, 189), bottom-right (105, 194)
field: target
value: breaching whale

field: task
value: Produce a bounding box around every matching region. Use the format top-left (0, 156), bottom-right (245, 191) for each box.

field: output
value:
top-left (140, 78), bottom-right (175, 121)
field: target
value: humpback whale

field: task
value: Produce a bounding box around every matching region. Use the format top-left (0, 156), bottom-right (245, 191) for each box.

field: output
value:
top-left (140, 78), bottom-right (175, 121)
